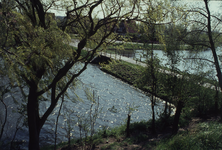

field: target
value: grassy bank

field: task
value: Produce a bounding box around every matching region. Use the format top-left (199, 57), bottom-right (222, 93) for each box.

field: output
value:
top-left (100, 60), bottom-right (144, 86)
top-left (41, 61), bottom-right (221, 150)
top-left (99, 60), bottom-right (222, 150)
top-left (156, 121), bottom-right (222, 150)
top-left (101, 60), bottom-right (220, 105)
top-left (41, 115), bottom-right (222, 150)
top-left (99, 43), bottom-right (193, 56)
top-left (106, 43), bottom-right (163, 50)
top-left (43, 44), bottom-right (222, 150)
top-left (107, 43), bottom-right (192, 51)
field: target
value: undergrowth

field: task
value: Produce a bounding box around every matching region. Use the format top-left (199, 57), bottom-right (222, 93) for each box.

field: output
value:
top-left (156, 121), bottom-right (222, 150)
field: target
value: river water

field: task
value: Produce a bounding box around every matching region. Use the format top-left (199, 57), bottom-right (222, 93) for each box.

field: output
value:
top-left (2, 48), bottom-right (220, 149)
top-left (134, 49), bottom-right (221, 79)
top-left (0, 63), bottom-right (165, 149)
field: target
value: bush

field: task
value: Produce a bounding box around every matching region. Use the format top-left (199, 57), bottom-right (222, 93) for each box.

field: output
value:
top-left (156, 122), bottom-right (222, 150)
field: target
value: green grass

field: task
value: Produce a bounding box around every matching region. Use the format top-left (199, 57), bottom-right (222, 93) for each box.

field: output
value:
top-left (103, 43), bottom-right (192, 54)
top-left (101, 60), bottom-right (221, 112)
top-left (40, 140), bottom-right (74, 150)
top-left (41, 119), bottom-right (222, 150)
top-left (107, 43), bottom-right (145, 50)
top-left (101, 59), bottom-right (218, 91)
top-left (156, 122), bottom-right (222, 150)
top-left (101, 60), bottom-right (144, 86)
top-left (53, 42), bottom-right (222, 150)
top-left (70, 37), bottom-right (192, 54)
top-left (64, 44), bottom-right (96, 61)
top-left (40, 122), bottom-right (127, 150)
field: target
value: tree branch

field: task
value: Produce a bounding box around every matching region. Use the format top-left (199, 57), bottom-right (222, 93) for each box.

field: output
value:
top-left (183, 57), bottom-right (215, 64)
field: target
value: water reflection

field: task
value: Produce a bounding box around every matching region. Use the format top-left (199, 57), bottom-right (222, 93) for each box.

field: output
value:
top-left (133, 49), bottom-right (219, 77)
top-left (2, 47), bottom-right (221, 149)
top-left (0, 64), bottom-right (165, 149)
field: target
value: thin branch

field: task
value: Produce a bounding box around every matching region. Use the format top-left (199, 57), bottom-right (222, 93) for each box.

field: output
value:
top-left (54, 93), bottom-right (64, 150)
top-left (183, 57), bottom-right (215, 64)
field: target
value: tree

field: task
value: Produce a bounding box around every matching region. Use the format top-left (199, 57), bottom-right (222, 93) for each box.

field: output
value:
top-left (160, 3), bottom-right (213, 134)
top-left (0, 0), bottom-right (139, 149)
top-left (162, 25), bottom-right (207, 133)
top-left (136, 0), bottom-right (180, 134)
top-left (161, 0), bottom-right (222, 133)
top-left (198, 0), bottom-right (222, 91)
top-left (137, 0), bottom-right (204, 134)
top-left (134, 0), bottom-right (162, 134)
top-left (161, 23), bottom-right (184, 132)
top-left (178, 0), bottom-right (222, 90)
top-left (0, 84), bottom-right (9, 145)
top-left (0, 61), bottom-right (25, 149)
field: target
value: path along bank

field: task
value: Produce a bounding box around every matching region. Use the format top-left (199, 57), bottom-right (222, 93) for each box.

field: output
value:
top-left (98, 55), bottom-right (221, 111)
top-left (69, 39), bottom-right (220, 108)
top-left (99, 59), bottom-right (172, 103)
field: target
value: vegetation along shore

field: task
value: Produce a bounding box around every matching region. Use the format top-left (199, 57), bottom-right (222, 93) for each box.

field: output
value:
top-left (1, 0), bottom-right (222, 150)
top-left (41, 57), bottom-right (222, 150)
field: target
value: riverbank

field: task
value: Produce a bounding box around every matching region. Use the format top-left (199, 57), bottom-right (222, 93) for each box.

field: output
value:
top-left (69, 38), bottom-right (194, 54)
top-left (41, 115), bottom-right (222, 150)
top-left (40, 45), bottom-right (222, 150)
top-left (100, 60), bottom-right (174, 102)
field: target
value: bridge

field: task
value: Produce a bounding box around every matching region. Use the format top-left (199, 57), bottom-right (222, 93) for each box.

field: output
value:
top-left (69, 39), bottom-right (218, 91)
top-left (90, 51), bottom-right (147, 67)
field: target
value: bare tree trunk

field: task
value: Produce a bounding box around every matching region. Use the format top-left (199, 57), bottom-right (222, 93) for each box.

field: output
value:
top-left (172, 100), bottom-right (184, 135)
top-left (164, 101), bottom-right (168, 116)
top-left (150, 37), bottom-right (156, 134)
top-left (126, 114), bottom-right (131, 137)
top-left (10, 116), bottom-right (22, 150)
top-left (54, 94), bottom-right (64, 150)
top-left (204, 0), bottom-right (222, 91)
top-left (27, 85), bottom-right (40, 150)
top-left (214, 85), bottom-right (219, 115)
top-left (0, 96), bottom-right (7, 141)
top-left (151, 96), bottom-right (156, 134)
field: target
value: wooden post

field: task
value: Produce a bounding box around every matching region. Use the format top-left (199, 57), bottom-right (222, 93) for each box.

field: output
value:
top-left (126, 114), bottom-right (131, 137)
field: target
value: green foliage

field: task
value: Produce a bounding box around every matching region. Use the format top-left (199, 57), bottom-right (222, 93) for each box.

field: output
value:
top-left (163, 24), bottom-right (188, 52)
top-left (183, 25), bottom-right (222, 52)
top-left (97, 124), bottom-right (126, 138)
top-left (136, 52), bottom-right (161, 90)
top-left (0, 10), bottom-right (72, 87)
top-left (101, 60), bottom-right (144, 85)
top-left (129, 120), bottom-right (149, 132)
top-left (1, 0), bottom-right (141, 148)
top-left (126, 102), bottom-right (140, 115)
top-left (156, 122), bottom-right (222, 150)
top-left (178, 107), bottom-right (194, 127)
top-left (101, 142), bottom-right (118, 150)
top-left (102, 58), bottom-right (220, 114)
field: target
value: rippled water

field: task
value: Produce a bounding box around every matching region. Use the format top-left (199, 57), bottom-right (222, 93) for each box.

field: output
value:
top-left (0, 64), bottom-right (165, 149)
top-left (134, 49), bottom-right (221, 78)
top-left (2, 48), bottom-right (221, 149)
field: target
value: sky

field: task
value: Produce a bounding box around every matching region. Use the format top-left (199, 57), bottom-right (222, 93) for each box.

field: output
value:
top-left (177, 0), bottom-right (222, 14)
top-left (48, 0), bottom-right (222, 17)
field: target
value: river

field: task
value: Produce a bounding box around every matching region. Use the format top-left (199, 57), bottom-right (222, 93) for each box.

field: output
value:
top-left (133, 49), bottom-right (221, 79)
top-left (0, 63), bottom-right (165, 150)
top-left (2, 47), bottom-right (220, 149)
